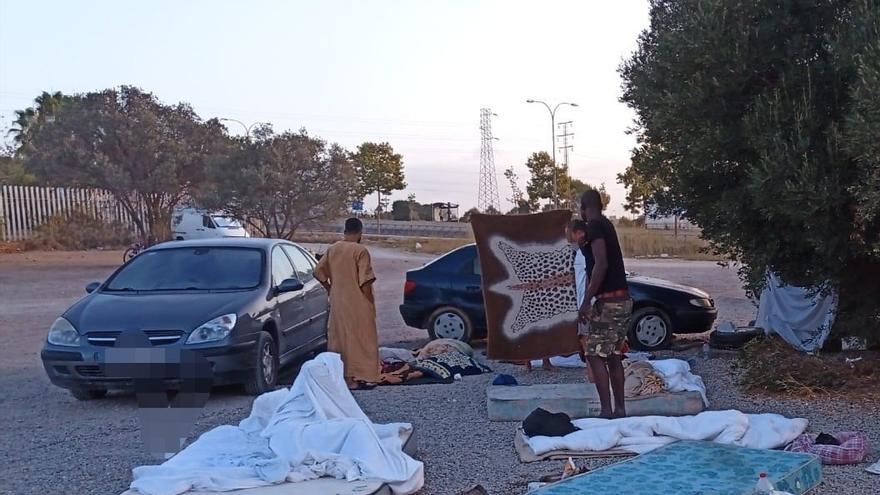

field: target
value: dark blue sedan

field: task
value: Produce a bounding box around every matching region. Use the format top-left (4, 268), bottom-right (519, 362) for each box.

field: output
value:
top-left (41, 238), bottom-right (328, 400)
top-left (399, 244), bottom-right (717, 350)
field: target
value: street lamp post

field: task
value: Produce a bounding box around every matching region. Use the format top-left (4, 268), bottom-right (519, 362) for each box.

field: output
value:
top-left (219, 118), bottom-right (267, 139)
top-left (525, 100), bottom-right (578, 209)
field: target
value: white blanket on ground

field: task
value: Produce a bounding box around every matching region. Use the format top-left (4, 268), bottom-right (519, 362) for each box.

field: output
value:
top-left (528, 357), bottom-right (710, 406)
top-left (526, 410), bottom-right (808, 456)
top-left (128, 353), bottom-right (424, 495)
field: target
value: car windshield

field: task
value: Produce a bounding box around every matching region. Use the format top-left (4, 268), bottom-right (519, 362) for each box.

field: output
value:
top-left (106, 247), bottom-right (263, 291)
top-left (212, 216), bottom-right (242, 228)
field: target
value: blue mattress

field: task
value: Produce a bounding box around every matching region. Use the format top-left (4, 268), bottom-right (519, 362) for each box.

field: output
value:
top-left (532, 441), bottom-right (822, 495)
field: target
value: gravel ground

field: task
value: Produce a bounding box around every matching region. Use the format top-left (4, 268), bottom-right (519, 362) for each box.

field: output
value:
top-left (0, 248), bottom-right (877, 495)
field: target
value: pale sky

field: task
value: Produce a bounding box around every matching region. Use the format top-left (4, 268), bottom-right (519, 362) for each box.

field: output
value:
top-left (0, 0), bottom-right (650, 217)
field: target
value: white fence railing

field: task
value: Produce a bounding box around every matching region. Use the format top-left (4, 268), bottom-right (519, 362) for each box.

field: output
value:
top-left (0, 185), bottom-right (144, 241)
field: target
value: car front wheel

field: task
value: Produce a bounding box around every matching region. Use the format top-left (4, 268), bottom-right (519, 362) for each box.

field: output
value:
top-left (627, 307), bottom-right (673, 351)
top-left (426, 306), bottom-right (473, 342)
top-left (244, 331), bottom-right (278, 395)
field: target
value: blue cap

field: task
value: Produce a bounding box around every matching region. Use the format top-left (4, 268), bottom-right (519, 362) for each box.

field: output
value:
top-left (492, 374), bottom-right (518, 386)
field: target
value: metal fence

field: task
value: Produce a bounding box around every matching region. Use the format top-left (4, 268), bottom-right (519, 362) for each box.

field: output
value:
top-left (0, 185), bottom-right (143, 241)
top-left (307, 219), bottom-right (473, 239)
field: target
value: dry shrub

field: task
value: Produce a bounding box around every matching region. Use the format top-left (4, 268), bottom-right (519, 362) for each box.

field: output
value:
top-left (0, 241), bottom-right (23, 253)
top-left (617, 227), bottom-right (717, 260)
top-left (734, 336), bottom-right (879, 396)
top-left (24, 210), bottom-right (135, 251)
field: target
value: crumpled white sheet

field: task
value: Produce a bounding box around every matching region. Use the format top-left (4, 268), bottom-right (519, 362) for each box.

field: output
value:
top-left (127, 353), bottom-right (424, 495)
top-left (528, 357), bottom-right (710, 406)
top-left (649, 359), bottom-right (709, 406)
top-left (526, 410), bottom-right (808, 456)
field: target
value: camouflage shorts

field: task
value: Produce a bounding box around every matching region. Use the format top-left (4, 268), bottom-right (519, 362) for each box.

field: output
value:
top-left (581, 299), bottom-right (633, 358)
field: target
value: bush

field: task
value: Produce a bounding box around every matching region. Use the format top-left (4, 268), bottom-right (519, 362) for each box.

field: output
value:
top-left (24, 210), bottom-right (135, 250)
top-left (734, 336), bottom-right (878, 396)
top-left (617, 227), bottom-right (715, 260)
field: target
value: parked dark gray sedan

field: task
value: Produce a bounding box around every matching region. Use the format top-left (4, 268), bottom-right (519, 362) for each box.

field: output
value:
top-left (40, 238), bottom-right (328, 400)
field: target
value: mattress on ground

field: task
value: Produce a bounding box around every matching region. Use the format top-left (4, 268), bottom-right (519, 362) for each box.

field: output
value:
top-left (530, 441), bottom-right (822, 495)
top-left (122, 429), bottom-right (417, 495)
top-left (513, 427), bottom-right (632, 463)
top-left (487, 383), bottom-right (704, 422)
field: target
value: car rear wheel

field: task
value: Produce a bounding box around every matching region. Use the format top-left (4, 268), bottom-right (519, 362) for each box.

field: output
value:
top-left (426, 306), bottom-right (473, 342)
top-left (244, 332), bottom-right (278, 395)
top-left (70, 388), bottom-right (108, 401)
top-left (709, 327), bottom-right (763, 350)
top-left (628, 307), bottom-right (674, 351)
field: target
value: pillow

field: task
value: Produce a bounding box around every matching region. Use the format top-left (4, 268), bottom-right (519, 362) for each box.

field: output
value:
top-left (409, 357), bottom-right (453, 381)
top-left (411, 351), bottom-right (491, 379)
top-left (416, 339), bottom-right (475, 359)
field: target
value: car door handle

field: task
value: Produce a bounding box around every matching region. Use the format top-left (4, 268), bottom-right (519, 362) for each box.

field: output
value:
top-left (466, 286), bottom-right (481, 292)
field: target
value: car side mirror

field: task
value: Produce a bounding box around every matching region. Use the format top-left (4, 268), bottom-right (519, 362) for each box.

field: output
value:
top-left (314, 253), bottom-right (323, 261)
top-left (85, 282), bottom-right (100, 294)
top-left (277, 278), bottom-right (304, 294)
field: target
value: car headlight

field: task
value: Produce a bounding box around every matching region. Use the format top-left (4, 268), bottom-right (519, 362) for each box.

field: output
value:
top-left (186, 314), bottom-right (237, 344)
top-left (47, 317), bottom-right (81, 347)
top-left (689, 298), bottom-right (713, 308)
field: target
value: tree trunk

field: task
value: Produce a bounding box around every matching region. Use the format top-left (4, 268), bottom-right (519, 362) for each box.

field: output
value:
top-left (376, 188), bottom-right (381, 235)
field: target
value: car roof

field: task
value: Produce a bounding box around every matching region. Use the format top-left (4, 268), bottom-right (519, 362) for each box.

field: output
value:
top-left (149, 238), bottom-right (293, 250)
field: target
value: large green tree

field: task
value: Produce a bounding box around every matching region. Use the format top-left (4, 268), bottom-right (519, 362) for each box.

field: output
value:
top-left (19, 87), bottom-right (227, 242)
top-left (353, 142), bottom-right (405, 216)
top-left (620, 0), bottom-right (880, 336)
top-left (569, 178), bottom-right (610, 212)
top-left (506, 163), bottom-right (607, 214)
top-left (524, 151), bottom-right (571, 209)
top-left (200, 128), bottom-right (357, 239)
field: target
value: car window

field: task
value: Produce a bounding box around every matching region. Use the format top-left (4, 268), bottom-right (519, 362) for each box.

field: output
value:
top-left (202, 215), bottom-right (216, 229)
top-left (450, 248), bottom-right (481, 275)
top-left (106, 247), bottom-right (262, 291)
top-left (281, 245), bottom-right (315, 282)
top-left (212, 216), bottom-right (242, 228)
top-left (271, 247), bottom-right (297, 286)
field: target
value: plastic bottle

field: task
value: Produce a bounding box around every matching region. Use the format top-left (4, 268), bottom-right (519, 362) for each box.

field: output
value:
top-left (702, 342), bottom-right (711, 360)
top-left (755, 472), bottom-right (775, 494)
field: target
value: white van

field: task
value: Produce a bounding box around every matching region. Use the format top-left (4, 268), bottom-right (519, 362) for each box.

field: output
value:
top-left (171, 207), bottom-right (250, 240)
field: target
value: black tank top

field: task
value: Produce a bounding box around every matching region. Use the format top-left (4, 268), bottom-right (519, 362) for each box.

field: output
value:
top-left (580, 215), bottom-right (627, 294)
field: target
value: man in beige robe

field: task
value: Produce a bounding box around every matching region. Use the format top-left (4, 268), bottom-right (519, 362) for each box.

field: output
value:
top-left (314, 218), bottom-right (380, 389)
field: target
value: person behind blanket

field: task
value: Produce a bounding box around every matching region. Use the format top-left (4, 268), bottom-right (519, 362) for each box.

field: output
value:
top-left (525, 222), bottom-right (590, 374)
top-left (524, 357), bottom-right (555, 372)
top-left (568, 219), bottom-right (594, 381)
top-left (314, 218), bottom-right (380, 390)
top-left (579, 190), bottom-right (633, 418)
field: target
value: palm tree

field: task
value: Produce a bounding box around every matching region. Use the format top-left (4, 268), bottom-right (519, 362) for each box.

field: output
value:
top-left (7, 91), bottom-right (67, 144)
top-left (8, 108), bottom-right (36, 144)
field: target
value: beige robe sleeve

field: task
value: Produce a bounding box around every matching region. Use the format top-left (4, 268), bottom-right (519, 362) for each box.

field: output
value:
top-left (356, 248), bottom-right (376, 287)
top-left (315, 250), bottom-right (330, 284)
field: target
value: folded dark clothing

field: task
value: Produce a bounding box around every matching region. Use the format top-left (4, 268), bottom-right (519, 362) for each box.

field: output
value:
top-left (815, 432), bottom-right (841, 446)
top-left (522, 407), bottom-right (579, 438)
